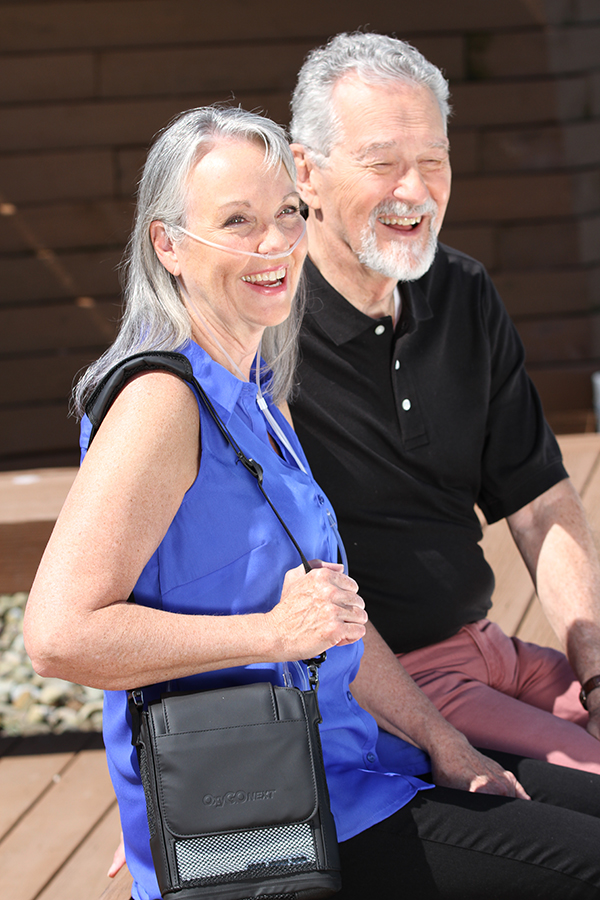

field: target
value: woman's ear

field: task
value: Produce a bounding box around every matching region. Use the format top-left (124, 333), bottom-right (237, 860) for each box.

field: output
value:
top-left (149, 221), bottom-right (181, 276)
top-left (290, 144), bottom-right (322, 211)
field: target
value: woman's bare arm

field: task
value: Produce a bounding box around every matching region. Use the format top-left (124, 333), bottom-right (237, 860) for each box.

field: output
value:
top-left (24, 372), bottom-right (366, 689)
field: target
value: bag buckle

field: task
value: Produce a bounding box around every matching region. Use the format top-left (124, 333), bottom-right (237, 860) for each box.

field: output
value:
top-left (128, 688), bottom-right (144, 746)
top-left (304, 652), bottom-right (326, 690)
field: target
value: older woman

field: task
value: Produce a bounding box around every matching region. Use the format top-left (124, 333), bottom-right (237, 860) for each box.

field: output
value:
top-left (24, 107), bottom-right (600, 900)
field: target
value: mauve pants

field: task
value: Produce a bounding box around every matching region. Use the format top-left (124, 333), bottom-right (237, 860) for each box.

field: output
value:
top-left (397, 618), bottom-right (600, 773)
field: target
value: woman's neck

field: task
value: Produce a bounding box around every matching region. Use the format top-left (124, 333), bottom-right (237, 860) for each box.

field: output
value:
top-left (189, 311), bottom-right (260, 383)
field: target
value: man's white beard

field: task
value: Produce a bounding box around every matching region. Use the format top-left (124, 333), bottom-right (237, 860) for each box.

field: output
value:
top-left (357, 202), bottom-right (439, 281)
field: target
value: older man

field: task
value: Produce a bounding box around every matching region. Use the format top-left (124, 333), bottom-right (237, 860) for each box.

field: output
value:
top-left (289, 31), bottom-right (600, 775)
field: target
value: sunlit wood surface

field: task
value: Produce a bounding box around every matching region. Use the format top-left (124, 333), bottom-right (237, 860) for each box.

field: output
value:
top-left (0, 732), bottom-right (130, 900)
top-left (485, 433), bottom-right (600, 650)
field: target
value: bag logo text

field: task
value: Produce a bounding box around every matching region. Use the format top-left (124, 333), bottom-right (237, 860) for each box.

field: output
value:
top-left (202, 789), bottom-right (276, 807)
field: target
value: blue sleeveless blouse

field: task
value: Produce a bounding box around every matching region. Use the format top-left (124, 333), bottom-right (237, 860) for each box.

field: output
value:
top-left (80, 340), bottom-right (430, 900)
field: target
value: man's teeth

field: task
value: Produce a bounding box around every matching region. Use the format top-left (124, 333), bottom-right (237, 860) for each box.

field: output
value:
top-left (242, 267), bottom-right (286, 284)
top-left (378, 215), bottom-right (423, 226)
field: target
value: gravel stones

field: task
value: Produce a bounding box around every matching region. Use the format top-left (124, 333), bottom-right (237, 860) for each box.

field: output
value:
top-left (0, 592), bottom-right (103, 736)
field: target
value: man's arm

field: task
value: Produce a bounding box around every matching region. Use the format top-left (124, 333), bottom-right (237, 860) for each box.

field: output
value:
top-left (351, 621), bottom-right (530, 797)
top-left (508, 477), bottom-right (600, 738)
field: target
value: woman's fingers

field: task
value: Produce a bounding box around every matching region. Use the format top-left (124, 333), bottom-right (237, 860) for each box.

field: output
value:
top-left (270, 561), bottom-right (367, 659)
top-left (107, 833), bottom-right (126, 877)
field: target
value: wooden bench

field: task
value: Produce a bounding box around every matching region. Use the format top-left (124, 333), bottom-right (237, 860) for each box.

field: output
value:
top-left (1, 432), bottom-right (600, 900)
top-left (0, 467), bottom-right (78, 594)
top-left (485, 433), bottom-right (600, 650)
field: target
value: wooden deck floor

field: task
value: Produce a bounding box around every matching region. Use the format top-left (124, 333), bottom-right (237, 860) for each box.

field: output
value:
top-left (0, 731), bottom-right (126, 900)
top-left (2, 432), bottom-right (600, 900)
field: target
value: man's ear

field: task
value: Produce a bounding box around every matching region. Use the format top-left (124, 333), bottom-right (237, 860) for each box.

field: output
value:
top-left (149, 221), bottom-right (181, 276)
top-left (290, 143), bottom-right (322, 211)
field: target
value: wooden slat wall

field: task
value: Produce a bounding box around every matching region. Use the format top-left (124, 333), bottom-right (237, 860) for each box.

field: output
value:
top-left (0, 0), bottom-right (599, 470)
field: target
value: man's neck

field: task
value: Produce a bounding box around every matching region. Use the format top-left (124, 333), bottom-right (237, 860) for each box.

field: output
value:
top-left (306, 218), bottom-right (398, 322)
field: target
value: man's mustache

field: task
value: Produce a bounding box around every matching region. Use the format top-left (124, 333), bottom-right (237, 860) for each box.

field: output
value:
top-left (370, 199), bottom-right (438, 221)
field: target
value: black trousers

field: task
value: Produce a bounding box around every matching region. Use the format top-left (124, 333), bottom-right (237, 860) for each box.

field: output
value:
top-left (337, 750), bottom-right (600, 899)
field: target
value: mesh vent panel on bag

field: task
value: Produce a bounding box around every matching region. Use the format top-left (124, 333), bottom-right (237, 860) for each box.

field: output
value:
top-left (175, 822), bottom-right (316, 885)
top-left (138, 745), bottom-right (156, 837)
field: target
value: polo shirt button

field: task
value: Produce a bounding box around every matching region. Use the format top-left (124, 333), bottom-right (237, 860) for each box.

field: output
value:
top-left (374, 324), bottom-right (385, 335)
top-left (347, 691), bottom-right (353, 702)
top-left (317, 494), bottom-right (324, 505)
top-left (366, 752), bottom-right (376, 764)
top-left (395, 360), bottom-right (401, 370)
top-left (402, 398), bottom-right (411, 411)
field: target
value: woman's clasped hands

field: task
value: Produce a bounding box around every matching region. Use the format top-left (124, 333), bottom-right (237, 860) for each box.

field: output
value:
top-left (269, 561), bottom-right (367, 660)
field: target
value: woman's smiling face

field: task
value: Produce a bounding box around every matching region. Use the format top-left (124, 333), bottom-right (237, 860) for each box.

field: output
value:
top-left (152, 137), bottom-right (307, 344)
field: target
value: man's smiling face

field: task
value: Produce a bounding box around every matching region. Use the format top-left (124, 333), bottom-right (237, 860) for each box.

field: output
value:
top-left (308, 74), bottom-right (451, 282)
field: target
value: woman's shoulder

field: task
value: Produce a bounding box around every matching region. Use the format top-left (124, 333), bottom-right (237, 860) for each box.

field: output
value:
top-left (82, 369), bottom-right (200, 490)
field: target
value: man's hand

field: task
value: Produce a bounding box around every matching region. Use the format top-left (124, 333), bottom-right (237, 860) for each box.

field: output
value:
top-left (351, 621), bottom-right (530, 799)
top-left (430, 731), bottom-right (530, 799)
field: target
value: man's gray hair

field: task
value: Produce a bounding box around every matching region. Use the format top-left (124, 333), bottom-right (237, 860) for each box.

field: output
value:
top-left (290, 32), bottom-right (451, 164)
top-left (73, 105), bottom-right (303, 415)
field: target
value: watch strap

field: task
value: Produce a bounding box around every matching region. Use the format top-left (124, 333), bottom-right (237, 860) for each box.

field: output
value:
top-left (579, 675), bottom-right (600, 710)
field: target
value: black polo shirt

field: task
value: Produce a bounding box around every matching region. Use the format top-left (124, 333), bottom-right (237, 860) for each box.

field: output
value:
top-left (291, 248), bottom-right (567, 653)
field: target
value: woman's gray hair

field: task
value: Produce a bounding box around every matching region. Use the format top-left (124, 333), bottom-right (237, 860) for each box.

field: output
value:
top-left (290, 32), bottom-right (451, 165)
top-left (73, 105), bottom-right (303, 416)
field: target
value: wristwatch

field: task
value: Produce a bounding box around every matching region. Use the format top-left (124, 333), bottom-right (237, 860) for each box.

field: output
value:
top-left (579, 675), bottom-right (600, 710)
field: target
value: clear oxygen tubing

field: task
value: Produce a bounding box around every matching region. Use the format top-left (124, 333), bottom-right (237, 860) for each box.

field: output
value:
top-left (254, 338), bottom-right (308, 474)
top-left (182, 288), bottom-right (309, 473)
top-left (326, 509), bottom-right (349, 577)
top-left (392, 285), bottom-right (401, 324)
top-left (184, 292), bottom-right (350, 578)
top-left (173, 217), bottom-right (307, 260)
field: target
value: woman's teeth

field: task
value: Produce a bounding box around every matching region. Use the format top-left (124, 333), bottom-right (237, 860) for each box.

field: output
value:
top-left (242, 267), bottom-right (286, 285)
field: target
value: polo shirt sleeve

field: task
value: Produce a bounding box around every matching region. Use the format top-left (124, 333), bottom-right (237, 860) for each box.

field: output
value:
top-left (476, 277), bottom-right (567, 524)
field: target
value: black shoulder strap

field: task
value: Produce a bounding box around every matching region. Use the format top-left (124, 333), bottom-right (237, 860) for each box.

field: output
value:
top-left (84, 351), bottom-right (311, 573)
top-left (86, 351), bottom-right (193, 445)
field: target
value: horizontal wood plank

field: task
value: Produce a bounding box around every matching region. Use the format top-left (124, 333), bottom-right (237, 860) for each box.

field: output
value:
top-left (0, 405), bottom-right (80, 466)
top-left (0, 748), bottom-right (115, 900)
top-left (0, 301), bottom-right (119, 356)
top-left (0, 467), bottom-right (77, 524)
top-left (0, 520), bottom-right (56, 592)
top-left (0, 0), bottom-right (550, 56)
top-left (0, 750), bottom-right (77, 841)
top-left (37, 802), bottom-right (122, 900)
top-left (98, 865), bottom-right (133, 900)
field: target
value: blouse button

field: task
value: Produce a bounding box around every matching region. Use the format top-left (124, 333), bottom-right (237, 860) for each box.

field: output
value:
top-left (374, 324), bottom-right (385, 335)
top-left (402, 398), bottom-right (412, 411)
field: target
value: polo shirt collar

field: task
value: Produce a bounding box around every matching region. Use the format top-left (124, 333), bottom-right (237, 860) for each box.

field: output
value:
top-left (303, 255), bottom-right (434, 346)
